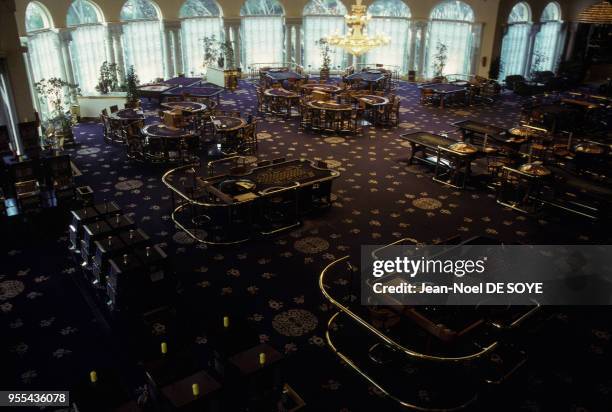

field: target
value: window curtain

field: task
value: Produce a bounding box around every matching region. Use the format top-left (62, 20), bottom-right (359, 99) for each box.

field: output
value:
top-left (533, 21), bottom-right (561, 72)
top-left (425, 20), bottom-right (473, 78)
top-left (122, 20), bottom-right (164, 83)
top-left (241, 16), bottom-right (283, 69)
top-left (499, 23), bottom-right (531, 80)
top-left (366, 17), bottom-right (410, 73)
top-left (28, 31), bottom-right (65, 114)
top-left (28, 31), bottom-right (64, 83)
top-left (181, 17), bottom-right (223, 76)
top-left (303, 16), bottom-right (345, 71)
top-left (70, 25), bottom-right (108, 93)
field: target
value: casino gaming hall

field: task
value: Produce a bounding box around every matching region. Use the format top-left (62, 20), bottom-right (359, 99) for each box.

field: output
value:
top-left (1, 0), bottom-right (612, 411)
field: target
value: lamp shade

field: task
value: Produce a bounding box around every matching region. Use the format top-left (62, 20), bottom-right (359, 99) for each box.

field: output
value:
top-left (577, 1), bottom-right (612, 24)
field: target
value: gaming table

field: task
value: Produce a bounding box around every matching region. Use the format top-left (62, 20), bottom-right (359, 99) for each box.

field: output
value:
top-left (401, 131), bottom-right (480, 188)
top-left (109, 108), bottom-right (144, 123)
top-left (163, 158), bottom-right (340, 244)
top-left (161, 81), bottom-right (224, 103)
top-left (420, 83), bottom-right (467, 108)
top-left (264, 69), bottom-right (304, 83)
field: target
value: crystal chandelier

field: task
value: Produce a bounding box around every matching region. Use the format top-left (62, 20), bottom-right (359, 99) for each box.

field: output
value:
top-left (326, 0), bottom-right (390, 57)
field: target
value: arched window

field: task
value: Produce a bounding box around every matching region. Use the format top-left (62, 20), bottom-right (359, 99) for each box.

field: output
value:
top-left (366, 0), bottom-right (411, 73)
top-left (180, 0), bottom-right (223, 76)
top-left (240, 0), bottom-right (285, 69)
top-left (67, 0), bottom-right (107, 94)
top-left (25, 2), bottom-right (64, 114)
top-left (532, 2), bottom-right (562, 73)
top-left (425, 1), bottom-right (475, 78)
top-left (25, 1), bottom-right (52, 32)
top-left (303, 0), bottom-right (347, 71)
top-left (499, 2), bottom-right (532, 80)
top-left (120, 0), bottom-right (164, 83)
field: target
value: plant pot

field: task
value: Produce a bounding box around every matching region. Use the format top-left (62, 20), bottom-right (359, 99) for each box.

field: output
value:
top-left (55, 128), bottom-right (74, 148)
top-left (320, 68), bottom-right (330, 80)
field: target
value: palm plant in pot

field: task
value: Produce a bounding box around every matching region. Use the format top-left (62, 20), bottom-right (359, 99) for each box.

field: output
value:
top-left (125, 65), bottom-right (140, 106)
top-left (219, 39), bottom-right (241, 89)
top-left (34, 77), bottom-right (80, 149)
top-left (432, 41), bottom-right (448, 81)
top-left (202, 35), bottom-right (219, 77)
top-left (317, 38), bottom-right (332, 81)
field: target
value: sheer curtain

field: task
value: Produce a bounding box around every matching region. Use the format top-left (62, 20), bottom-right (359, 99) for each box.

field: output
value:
top-left (181, 17), bottom-right (223, 76)
top-left (122, 20), bottom-right (164, 82)
top-left (241, 16), bottom-right (283, 68)
top-left (533, 21), bottom-right (561, 72)
top-left (499, 24), bottom-right (531, 79)
top-left (28, 31), bottom-right (65, 115)
top-left (29, 32), bottom-right (64, 83)
top-left (70, 25), bottom-right (108, 93)
top-left (366, 18), bottom-right (410, 72)
top-left (303, 16), bottom-right (345, 70)
top-left (425, 21), bottom-right (473, 78)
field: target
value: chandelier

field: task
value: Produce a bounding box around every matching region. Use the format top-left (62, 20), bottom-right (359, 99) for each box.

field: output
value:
top-left (577, 1), bottom-right (612, 24)
top-left (326, 0), bottom-right (390, 57)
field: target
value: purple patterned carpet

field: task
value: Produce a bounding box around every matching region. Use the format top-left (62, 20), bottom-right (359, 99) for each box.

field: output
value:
top-left (1, 80), bottom-right (611, 411)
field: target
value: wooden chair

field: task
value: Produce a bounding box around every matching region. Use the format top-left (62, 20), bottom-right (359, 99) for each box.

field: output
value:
top-left (420, 88), bottom-right (436, 106)
top-left (18, 121), bottom-right (41, 157)
top-left (0, 124), bottom-right (13, 155)
top-left (122, 121), bottom-right (145, 160)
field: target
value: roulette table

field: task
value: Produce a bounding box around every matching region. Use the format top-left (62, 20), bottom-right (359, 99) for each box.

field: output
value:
top-left (356, 95), bottom-right (389, 106)
top-left (137, 83), bottom-right (175, 100)
top-left (162, 82), bottom-right (224, 103)
top-left (142, 124), bottom-right (193, 139)
top-left (421, 83), bottom-right (467, 108)
top-left (306, 100), bottom-right (352, 111)
top-left (109, 108), bottom-right (144, 122)
top-left (346, 70), bottom-right (385, 83)
top-left (265, 70), bottom-right (304, 82)
top-left (164, 77), bottom-right (202, 87)
top-left (137, 76), bottom-right (201, 100)
top-left (161, 101), bottom-right (207, 113)
top-left (264, 88), bottom-right (299, 117)
top-left (163, 159), bottom-right (340, 244)
top-left (211, 116), bottom-right (247, 133)
top-left (264, 88), bottom-right (298, 98)
top-left (300, 84), bottom-right (342, 94)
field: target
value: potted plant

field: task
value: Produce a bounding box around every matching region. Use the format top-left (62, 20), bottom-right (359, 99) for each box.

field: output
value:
top-left (218, 39), bottom-right (241, 89)
top-left (95, 61), bottom-right (120, 94)
top-left (202, 35), bottom-right (219, 76)
top-left (317, 38), bottom-right (332, 81)
top-left (34, 77), bottom-right (80, 149)
top-left (432, 41), bottom-right (448, 80)
top-left (125, 65), bottom-right (140, 106)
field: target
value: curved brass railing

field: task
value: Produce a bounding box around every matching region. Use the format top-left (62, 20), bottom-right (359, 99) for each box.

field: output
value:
top-left (319, 255), bottom-right (498, 362)
top-left (324, 312), bottom-right (478, 412)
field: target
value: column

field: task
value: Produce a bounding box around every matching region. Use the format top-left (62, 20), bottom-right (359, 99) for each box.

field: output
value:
top-left (164, 20), bottom-right (182, 78)
top-left (525, 23), bottom-right (540, 77)
top-left (295, 25), bottom-right (302, 67)
top-left (564, 22), bottom-right (579, 62)
top-left (414, 20), bottom-right (428, 78)
top-left (57, 28), bottom-right (76, 101)
top-left (407, 22), bottom-right (418, 73)
top-left (107, 22), bottom-right (125, 84)
top-left (224, 18), bottom-right (241, 70)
